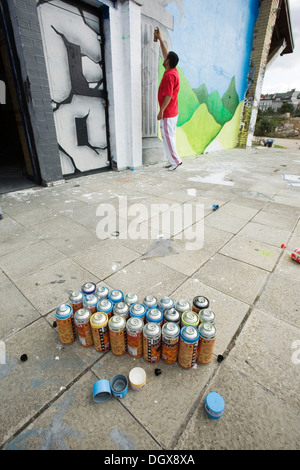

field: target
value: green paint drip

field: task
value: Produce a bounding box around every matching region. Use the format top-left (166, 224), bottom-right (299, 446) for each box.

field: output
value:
top-left (257, 250), bottom-right (274, 258)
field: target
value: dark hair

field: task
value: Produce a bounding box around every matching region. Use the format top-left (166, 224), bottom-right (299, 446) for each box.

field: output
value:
top-left (167, 51), bottom-right (179, 68)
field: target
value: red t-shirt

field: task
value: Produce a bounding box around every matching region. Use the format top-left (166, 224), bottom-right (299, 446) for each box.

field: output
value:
top-left (158, 68), bottom-right (180, 118)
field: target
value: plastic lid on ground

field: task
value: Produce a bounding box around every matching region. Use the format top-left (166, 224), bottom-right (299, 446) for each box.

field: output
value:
top-left (204, 392), bottom-right (225, 419)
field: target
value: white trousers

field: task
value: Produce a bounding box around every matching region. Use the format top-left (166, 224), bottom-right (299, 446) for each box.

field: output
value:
top-left (160, 116), bottom-right (182, 166)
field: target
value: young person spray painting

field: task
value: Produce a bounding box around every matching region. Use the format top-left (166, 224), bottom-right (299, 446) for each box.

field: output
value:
top-left (154, 27), bottom-right (182, 171)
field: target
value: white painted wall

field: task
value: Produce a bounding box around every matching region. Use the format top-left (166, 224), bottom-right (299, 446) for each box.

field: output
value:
top-left (104, 0), bottom-right (142, 170)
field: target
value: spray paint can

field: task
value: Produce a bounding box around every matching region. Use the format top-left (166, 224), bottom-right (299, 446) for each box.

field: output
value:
top-left (178, 325), bottom-right (199, 369)
top-left (163, 307), bottom-right (181, 325)
top-left (69, 291), bottom-right (84, 313)
top-left (108, 314), bottom-right (127, 356)
top-left (126, 317), bottom-right (143, 358)
top-left (90, 312), bottom-right (110, 352)
top-left (143, 322), bottom-right (161, 363)
top-left (145, 307), bottom-right (164, 326)
top-left (97, 298), bottom-right (113, 319)
top-left (175, 299), bottom-right (190, 315)
top-left (199, 308), bottom-right (216, 325)
top-left (158, 296), bottom-right (175, 312)
top-left (143, 295), bottom-right (157, 309)
top-left (83, 294), bottom-right (98, 314)
top-left (181, 310), bottom-right (200, 328)
top-left (74, 308), bottom-right (94, 347)
top-left (197, 322), bottom-right (216, 364)
top-left (113, 301), bottom-right (130, 321)
top-left (55, 304), bottom-right (76, 345)
top-left (129, 303), bottom-right (147, 320)
top-left (162, 322), bottom-right (180, 364)
top-left (192, 296), bottom-right (209, 314)
top-left (81, 282), bottom-right (96, 296)
top-left (95, 286), bottom-right (109, 300)
top-left (108, 289), bottom-right (124, 304)
top-left (124, 292), bottom-right (139, 306)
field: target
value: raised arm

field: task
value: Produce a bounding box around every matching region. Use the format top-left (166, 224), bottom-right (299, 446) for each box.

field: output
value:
top-left (154, 27), bottom-right (168, 60)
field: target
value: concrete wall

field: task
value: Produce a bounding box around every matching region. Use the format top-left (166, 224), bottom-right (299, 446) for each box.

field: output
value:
top-left (238, 0), bottom-right (281, 148)
top-left (6, 0), bottom-right (63, 185)
top-left (105, 0), bottom-right (142, 170)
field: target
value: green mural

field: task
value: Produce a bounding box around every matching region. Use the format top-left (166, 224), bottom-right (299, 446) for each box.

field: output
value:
top-left (158, 59), bottom-right (243, 156)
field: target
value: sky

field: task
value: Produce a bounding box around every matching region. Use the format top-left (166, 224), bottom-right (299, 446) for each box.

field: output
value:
top-left (262, 0), bottom-right (300, 94)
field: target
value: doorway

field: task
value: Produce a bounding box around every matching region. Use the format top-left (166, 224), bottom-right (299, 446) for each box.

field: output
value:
top-left (0, 15), bottom-right (37, 194)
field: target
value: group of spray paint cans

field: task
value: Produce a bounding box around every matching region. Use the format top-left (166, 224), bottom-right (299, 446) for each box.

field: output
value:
top-left (54, 283), bottom-right (217, 369)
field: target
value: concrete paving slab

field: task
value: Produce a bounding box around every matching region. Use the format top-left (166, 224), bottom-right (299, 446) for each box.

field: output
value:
top-left (256, 273), bottom-right (300, 328)
top-left (251, 210), bottom-right (298, 232)
top-left (226, 309), bottom-right (300, 408)
top-left (212, 202), bottom-right (260, 220)
top-left (220, 235), bottom-right (282, 271)
top-left (238, 221), bottom-right (291, 247)
top-left (170, 279), bottom-right (250, 357)
top-left (0, 275), bottom-right (40, 340)
top-left (30, 214), bottom-right (98, 257)
top-left (175, 363), bottom-right (300, 450)
top-left (106, 258), bottom-right (188, 300)
top-left (71, 239), bottom-right (140, 280)
top-left (155, 240), bottom-right (213, 276)
top-left (0, 146), bottom-right (299, 451)
top-left (204, 211), bottom-right (248, 234)
top-left (262, 201), bottom-right (300, 219)
top-left (0, 318), bottom-right (87, 446)
top-left (0, 215), bottom-right (40, 257)
top-left (1, 200), bottom-right (56, 228)
top-left (3, 370), bottom-right (162, 450)
top-left (194, 253), bottom-right (269, 304)
top-left (0, 240), bottom-right (67, 281)
top-left (91, 352), bottom-right (218, 449)
top-left (14, 258), bottom-right (99, 315)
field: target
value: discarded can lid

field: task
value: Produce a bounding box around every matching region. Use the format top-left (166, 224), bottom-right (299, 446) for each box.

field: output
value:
top-left (204, 392), bottom-right (225, 419)
top-left (217, 354), bottom-right (224, 363)
top-left (129, 367), bottom-right (146, 391)
top-left (110, 374), bottom-right (128, 398)
top-left (93, 379), bottom-right (112, 403)
top-left (155, 368), bottom-right (162, 376)
top-left (212, 204), bottom-right (219, 211)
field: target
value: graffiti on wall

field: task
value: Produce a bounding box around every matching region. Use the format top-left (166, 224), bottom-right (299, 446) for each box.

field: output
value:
top-left (158, 0), bottom-right (260, 156)
top-left (37, 0), bottom-right (109, 175)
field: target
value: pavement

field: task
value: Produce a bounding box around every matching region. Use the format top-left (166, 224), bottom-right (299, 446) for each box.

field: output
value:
top-left (0, 145), bottom-right (299, 451)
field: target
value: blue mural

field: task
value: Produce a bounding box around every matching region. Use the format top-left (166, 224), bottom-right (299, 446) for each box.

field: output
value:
top-left (159, 0), bottom-right (260, 155)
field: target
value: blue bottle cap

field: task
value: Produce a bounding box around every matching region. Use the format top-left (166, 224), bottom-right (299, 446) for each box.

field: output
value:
top-left (93, 379), bottom-right (112, 403)
top-left (205, 392), bottom-right (225, 419)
